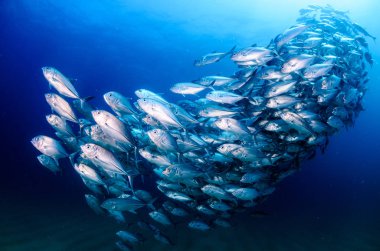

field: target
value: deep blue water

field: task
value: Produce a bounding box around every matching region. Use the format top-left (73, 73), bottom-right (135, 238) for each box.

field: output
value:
top-left (0, 1), bottom-right (380, 250)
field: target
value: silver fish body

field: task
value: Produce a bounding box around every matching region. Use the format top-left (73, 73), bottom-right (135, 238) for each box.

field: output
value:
top-left (45, 93), bottom-right (78, 123)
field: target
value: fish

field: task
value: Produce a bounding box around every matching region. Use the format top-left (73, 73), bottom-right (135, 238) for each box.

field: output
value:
top-left (31, 135), bottom-right (68, 165)
top-left (303, 63), bottom-right (334, 79)
top-left (115, 241), bottom-right (132, 251)
top-left (198, 105), bottom-right (239, 118)
top-left (42, 67), bottom-right (93, 106)
top-left (74, 163), bottom-right (106, 186)
top-left (147, 129), bottom-right (178, 153)
top-left (116, 230), bottom-right (145, 244)
top-left (264, 80), bottom-right (297, 98)
top-left (154, 231), bottom-right (173, 245)
top-left (188, 220), bottom-right (210, 231)
top-left (201, 184), bottom-right (235, 201)
top-left (104, 91), bottom-right (137, 115)
top-left (37, 154), bottom-right (61, 173)
top-left (205, 91), bottom-right (245, 104)
top-left (194, 45), bottom-right (236, 66)
top-left (92, 110), bottom-right (135, 148)
top-left (85, 194), bottom-right (105, 215)
top-left (196, 76), bottom-right (237, 87)
top-left (137, 98), bottom-right (184, 128)
top-left (139, 148), bottom-right (173, 166)
top-left (231, 188), bottom-right (259, 201)
top-left (101, 196), bottom-right (155, 213)
top-left (149, 211), bottom-right (173, 226)
top-left (164, 191), bottom-right (192, 202)
top-left (42, 67), bottom-right (80, 99)
top-left (80, 143), bottom-right (127, 175)
top-left (266, 95), bottom-right (299, 109)
top-left (275, 24), bottom-right (309, 49)
top-left (162, 164), bottom-right (203, 181)
top-left (46, 114), bottom-right (75, 137)
top-left (231, 47), bottom-right (274, 62)
top-left (214, 117), bottom-right (250, 134)
top-left (170, 82), bottom-right (208, 95)
top-left (45, 93), bottom-right (78, 123)
top-left (281, 54), bottom-right (315, 73)
top-left (135, 89), bottom-right (168, 104)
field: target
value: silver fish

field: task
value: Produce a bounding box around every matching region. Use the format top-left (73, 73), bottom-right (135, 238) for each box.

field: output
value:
top-left (80, 143), bottom-right (127, 175)
top-left (170, 82), bottom-right (207, 95)
top-left (46, 114), bottom-right (75, 137)
top-left (135, 89), bottom-right (168, 104)
top-left (74, 163), bottom-right (105, 186)
top-left (137, 98), bottom-right (183, 128)
top-left (194, 46), bottom-right (236, 66)
top-left (304, 63), bottom-right (334, 79)
top-left (104, 91), bottom-right (136, 115)
top-left (42, 67), bottom-right (79, 99)
top-left (281, 54), bottom-right (315, 73)
top-left (45, 93), bottom-right (78, 123)
top-left (206, 91), bottom-right (245, 104)
top-left (31, 135), bottom-right (68, 164)
top-left (147, 129), bottom-right (178, 153)
top-left (92, 110), bottom-right (134, 148)
top-left (37, 154), bottom-right (61, 173)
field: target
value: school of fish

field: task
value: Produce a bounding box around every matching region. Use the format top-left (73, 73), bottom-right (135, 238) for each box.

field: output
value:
top-left (31, 5), bottom-right (374, 250)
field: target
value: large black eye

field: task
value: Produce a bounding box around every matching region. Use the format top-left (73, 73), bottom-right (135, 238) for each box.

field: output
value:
top-left (87, 145), bottom-right (90, 149)
top-left (97, 111), bottom-right (100, 115)
top-left (109, 94), bottom-right (112, 97)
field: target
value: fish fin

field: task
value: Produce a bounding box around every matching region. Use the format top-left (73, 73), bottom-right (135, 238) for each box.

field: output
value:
top-left (227, 45), bottom-right (237, 55)
top-left (69, 151), bottom-right (79, 166)
top-left (147, 197), bottom-right (157, 210)
top-left (127, 175), bottom-right (135, 193)
top-left (53, 157), bottom-right (59, 167)
top-left (128, 209), bottom-right (138, 214)
top-left (83, 96), bottom-right (95, 102)
top-left (79, 96), bottom-right (95, 109)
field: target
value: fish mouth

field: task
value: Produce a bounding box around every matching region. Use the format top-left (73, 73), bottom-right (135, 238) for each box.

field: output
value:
top-left (30, 139), bottom-right (36, 146)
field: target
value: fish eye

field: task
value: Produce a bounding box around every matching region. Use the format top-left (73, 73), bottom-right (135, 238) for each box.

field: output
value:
top-left (97, 111), bottom-right (101, 115)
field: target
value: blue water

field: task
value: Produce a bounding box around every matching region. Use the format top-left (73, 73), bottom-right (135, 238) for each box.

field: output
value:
top-left (1, 0), bottom-right (380, 250)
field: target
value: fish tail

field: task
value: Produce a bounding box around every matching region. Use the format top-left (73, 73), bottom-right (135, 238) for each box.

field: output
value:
top-left (147, 197), bottom-right (157, 211)
top-left (68, 151), bottom-right (79, 166)
top-left (227, 45), bottom-right (237, 55)
top-left (79, 96), bottom-right (95, 109)
top-left (134, 146), bottom-right (138, 169)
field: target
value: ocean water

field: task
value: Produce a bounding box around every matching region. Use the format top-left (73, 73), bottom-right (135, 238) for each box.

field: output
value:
top-left (0, 0), bottom-right (380, 250)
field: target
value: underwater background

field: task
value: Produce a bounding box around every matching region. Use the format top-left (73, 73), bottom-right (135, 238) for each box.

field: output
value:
top-left (0, 0), bottom-right (380, 250)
